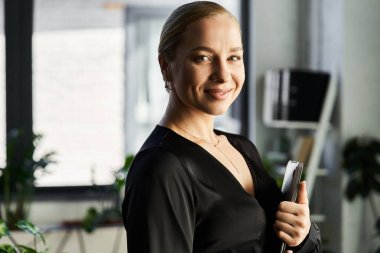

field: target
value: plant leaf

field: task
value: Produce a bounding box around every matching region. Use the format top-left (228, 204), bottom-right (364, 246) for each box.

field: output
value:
top-left (0, 220), bottom-right (10, 239)
top-left (17, 245), bottom-right (37, 253)
top-left (0, 244), bottom-right (17, 253)
top-left (114, 154), bottom-right (134, 191)
top-left (82, 207), bottom-right (99, 233)
top-left (15, 221), bottom-right (45, 245)
top-left (124, 155), bottom-right (134, 169)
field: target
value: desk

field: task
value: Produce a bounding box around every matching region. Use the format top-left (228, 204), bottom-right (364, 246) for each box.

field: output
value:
top-left (40, 221), bottom-right (125, 253)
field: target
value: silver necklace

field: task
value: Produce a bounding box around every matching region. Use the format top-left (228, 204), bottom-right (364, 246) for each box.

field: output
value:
top-left (174, 124), bottom-right (240, 174)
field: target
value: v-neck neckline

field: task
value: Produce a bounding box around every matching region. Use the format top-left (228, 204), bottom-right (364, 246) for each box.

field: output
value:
top-left (157, 125), bottom-right (257, 198)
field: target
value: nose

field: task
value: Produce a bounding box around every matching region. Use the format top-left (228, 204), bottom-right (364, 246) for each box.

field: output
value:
top-left (210, 60), bottom-right (230, 83)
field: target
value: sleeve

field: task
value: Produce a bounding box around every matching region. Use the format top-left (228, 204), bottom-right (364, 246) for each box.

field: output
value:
top-left (122, 148), bottom-right (195, 253)
top-left (289, 222), bottom-right (322, 253)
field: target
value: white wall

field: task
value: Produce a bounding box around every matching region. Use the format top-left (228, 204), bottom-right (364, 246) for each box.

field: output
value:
top-left (342, 0), bottom-right (380, 252)
top-left (343, 0), bottom-right (380, 139)
top-left (253, 0), bottom-right (301, 153)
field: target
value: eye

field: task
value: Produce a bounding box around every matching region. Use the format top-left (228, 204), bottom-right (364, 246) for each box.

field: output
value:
top-left (195, 55), bottom-right (211, 62)
top-left (228, 55), bottom-right (241, 62)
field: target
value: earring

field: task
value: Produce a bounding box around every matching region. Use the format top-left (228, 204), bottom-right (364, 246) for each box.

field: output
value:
top-left (165, 81), bottom-right (174, 92)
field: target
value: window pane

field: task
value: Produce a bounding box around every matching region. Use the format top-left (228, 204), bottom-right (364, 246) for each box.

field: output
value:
top-left (33, 0), bottom-right (124, 186)
top-left (0, 0), bottom-right (5, 168)
top-left (124, 8), bottom-right (171, 154)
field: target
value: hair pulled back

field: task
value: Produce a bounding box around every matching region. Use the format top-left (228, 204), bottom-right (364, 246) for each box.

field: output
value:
top-left (158, 1), bottom-right (237, 62)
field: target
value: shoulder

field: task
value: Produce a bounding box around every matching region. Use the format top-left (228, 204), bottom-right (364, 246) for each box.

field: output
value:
top-left (128, 146), bottom-right (188, 184)
top-left (129, 125), bottom-right (194, 178)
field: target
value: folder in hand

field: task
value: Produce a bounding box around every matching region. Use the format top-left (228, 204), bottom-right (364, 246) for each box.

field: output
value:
top-left (279, 160), bottom-right (304, 253)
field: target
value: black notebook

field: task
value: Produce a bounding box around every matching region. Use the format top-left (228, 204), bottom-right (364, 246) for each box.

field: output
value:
top-left (279, 160), bottom-right (304, 253)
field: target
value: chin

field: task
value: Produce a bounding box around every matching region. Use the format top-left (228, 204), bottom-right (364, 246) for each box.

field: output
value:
top-left (204, 105), bottom-right (231, 116)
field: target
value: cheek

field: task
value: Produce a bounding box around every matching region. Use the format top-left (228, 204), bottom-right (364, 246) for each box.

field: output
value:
top-left (234, 66), bottom-right (246, 88)
top-left (178, 65), bottom-right (209, 87)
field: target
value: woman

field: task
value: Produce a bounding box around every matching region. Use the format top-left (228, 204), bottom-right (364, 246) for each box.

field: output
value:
top-left (122, 1), bottom-right (321, 252)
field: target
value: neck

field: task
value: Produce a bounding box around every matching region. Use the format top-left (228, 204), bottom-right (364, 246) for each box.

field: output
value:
top-left (160, 96), bottom-right (217, 142)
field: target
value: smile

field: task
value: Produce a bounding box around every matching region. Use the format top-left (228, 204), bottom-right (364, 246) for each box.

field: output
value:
top-left (205, 88), bottom-right (233, 100)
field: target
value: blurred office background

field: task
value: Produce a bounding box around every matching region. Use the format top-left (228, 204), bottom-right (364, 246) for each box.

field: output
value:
top-left (0, 0), bottom-right (379, 252)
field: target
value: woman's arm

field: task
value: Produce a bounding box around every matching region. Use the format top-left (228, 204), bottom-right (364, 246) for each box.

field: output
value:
top-left (122, 148), bottom-right (195, 253)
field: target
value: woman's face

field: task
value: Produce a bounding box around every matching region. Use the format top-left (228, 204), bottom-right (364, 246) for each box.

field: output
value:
top-left (167, 14), bottom-right (245, 116)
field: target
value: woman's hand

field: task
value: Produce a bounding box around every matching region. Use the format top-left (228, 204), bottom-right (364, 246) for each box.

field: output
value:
top-left (274, 181), bottom-right (311, 248)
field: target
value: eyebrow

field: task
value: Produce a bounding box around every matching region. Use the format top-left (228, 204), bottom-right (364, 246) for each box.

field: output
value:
top-left (191, 46), bottom-right (244, 53)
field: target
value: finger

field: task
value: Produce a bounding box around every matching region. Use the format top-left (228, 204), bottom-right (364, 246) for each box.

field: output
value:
top-left (276, 209), bottom-right (311, 234)
top-left (277, 201), bottom-right (300, 215)
top-left (276, 210), bottom-right (298, 224)
top-left (296, 181), bottom-right (308, 205)
top-left (285, 251), bottom-right (293, 253)
top-left (274, 220), bottom-right (296, 236)
top-left (275, 228), bottom-right (294, 245)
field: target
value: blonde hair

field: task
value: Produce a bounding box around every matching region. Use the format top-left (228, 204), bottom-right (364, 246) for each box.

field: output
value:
top-left (158, 1), bottom-right (238, 61)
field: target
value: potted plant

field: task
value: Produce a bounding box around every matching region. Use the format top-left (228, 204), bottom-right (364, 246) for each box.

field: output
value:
top-left (0, 219), bottom-right (48, 253)
top-left (81, 154), bottom-right (134, 233)
top-left (342, 136), bottom-right (380, 253)
top-left (0, 129), bottom-right (55, 227)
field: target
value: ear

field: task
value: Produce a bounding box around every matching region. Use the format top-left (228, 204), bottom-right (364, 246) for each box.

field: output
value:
top-left (158, 53), bottom-right (173, 82)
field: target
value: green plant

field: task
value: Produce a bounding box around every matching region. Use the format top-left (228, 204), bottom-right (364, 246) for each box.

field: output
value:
top-left (342, 136), bottom-right (380, 252)
top-left (81, 154), bottom-right (134, 233)
top-left (0, 129), bottom-right (55, 227)
top-left (0, 219), bottom-right (47, 253)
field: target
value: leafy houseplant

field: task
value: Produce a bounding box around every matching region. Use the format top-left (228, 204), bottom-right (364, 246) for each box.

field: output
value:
top-left (342, 136), bottom-right (380, 253)
top-left (81, 154), bottom-right (134, 233)
top-left (0, 129), bottom-right (55, 227)
top-left (0, 219), bottom-right (47, 253)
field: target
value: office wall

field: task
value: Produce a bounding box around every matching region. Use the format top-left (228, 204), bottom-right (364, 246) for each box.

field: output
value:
top-left (342, 0), bottom-right (380, 252)
top-left (343, 0), bottom-right (380, 138)
top-left (253, 0), bottom-right (301, 152)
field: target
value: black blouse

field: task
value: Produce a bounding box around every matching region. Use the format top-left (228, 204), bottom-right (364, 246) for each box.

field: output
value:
top-left (122, 125), bottom-right (321, 253)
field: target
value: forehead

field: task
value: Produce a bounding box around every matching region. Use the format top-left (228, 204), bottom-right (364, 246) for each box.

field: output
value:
top-left (180, 14), bottom-right (242, 50)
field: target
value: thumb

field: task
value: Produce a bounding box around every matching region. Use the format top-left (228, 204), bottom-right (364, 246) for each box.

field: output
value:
top-left (296, 181), bottom-right (309, 204)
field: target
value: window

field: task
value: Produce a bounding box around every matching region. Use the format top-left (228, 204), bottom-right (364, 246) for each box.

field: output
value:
top-left (6, 0), bottom-right (245, 188)
top-left (33, 0), bottom-right (125, 186)
top-left (124, 6), bottom-right (172, 154)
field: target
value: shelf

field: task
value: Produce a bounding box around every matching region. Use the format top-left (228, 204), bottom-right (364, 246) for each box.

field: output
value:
top-left (315, 168), bottom-right (328, 176)
top-left (303, 168), bottom-right (328, 177)
top-left (311, 214), bottom-right (326, 223)
top-left (263, 69), bottom-right (337, 226)
top-left (264, 120), bottom-right (319, 129)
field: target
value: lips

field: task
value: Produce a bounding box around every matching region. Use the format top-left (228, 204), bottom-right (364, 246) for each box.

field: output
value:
top-left (205, 88), bottom-right (233, 100)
